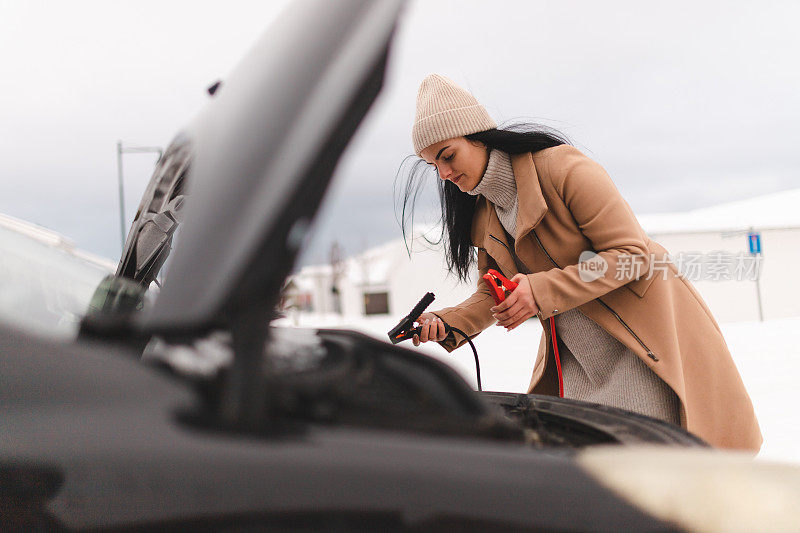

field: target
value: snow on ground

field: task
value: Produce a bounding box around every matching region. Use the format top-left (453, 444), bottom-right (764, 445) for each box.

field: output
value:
top-left (637, 187), bottom-right (800, 234)
top-left (275, 311), bottom-right (800, 465)
top-left (720, 316), bottom-right (800, 465)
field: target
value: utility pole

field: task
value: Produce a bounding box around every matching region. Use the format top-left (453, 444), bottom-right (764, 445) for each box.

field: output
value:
top-left (116, 142), bottom-right (163, 252)
top-left (329, 241), bottom-right (344, 314)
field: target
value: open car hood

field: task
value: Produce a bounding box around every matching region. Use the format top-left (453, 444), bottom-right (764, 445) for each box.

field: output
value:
top-left (112, 0), bottom-right (403, 338)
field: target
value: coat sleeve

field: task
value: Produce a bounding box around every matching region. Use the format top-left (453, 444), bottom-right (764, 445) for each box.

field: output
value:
top-left (528, 145), bottom-right (651, 320)
top-left (430, 248), bottom-right (498, 352)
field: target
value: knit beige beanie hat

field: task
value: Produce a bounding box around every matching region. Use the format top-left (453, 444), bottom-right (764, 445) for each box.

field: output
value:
top-left (412, 74), bottom-right (496, 156)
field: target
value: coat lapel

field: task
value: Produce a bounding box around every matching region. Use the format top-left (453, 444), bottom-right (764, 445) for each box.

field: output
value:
top-left (470, 152), bottom-right (549, 277)
top-left (511, 152), bottom-right (548, 244)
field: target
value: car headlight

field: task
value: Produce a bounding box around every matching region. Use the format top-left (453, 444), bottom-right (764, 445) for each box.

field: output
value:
top-left (578, 446), bottom-right (800, 532)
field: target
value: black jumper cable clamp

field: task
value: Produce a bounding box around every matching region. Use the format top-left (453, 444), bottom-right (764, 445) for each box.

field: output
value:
top-left (388, 292), bottom-right (483, 391)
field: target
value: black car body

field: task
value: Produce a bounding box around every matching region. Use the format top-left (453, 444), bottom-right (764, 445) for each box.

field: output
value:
top-left (6, 1), bottom-right (796, 531)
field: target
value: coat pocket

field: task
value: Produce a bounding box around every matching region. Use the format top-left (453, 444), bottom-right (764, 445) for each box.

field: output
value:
top-left (623, 239), bottom-right (675, 297)
top-left (625, 274), bottom-right (656, 298)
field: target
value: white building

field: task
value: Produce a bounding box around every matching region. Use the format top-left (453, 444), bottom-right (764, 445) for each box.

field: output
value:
top-left (286, 229), bottom-right (475, 319)
top-left (638, 188), bottom-right (800, 323)
top-left (289, 188), bottom-right (800, 324)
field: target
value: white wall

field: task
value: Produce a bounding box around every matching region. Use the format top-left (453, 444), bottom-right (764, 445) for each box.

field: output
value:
top-left (758, 228), bottom-right (800, 319)
top-left (386, 243), bottom-right (475, 318)
top-left (650, 227), bottom-right (800, 323)
top-left (292, 238), bottom-right (476, 318)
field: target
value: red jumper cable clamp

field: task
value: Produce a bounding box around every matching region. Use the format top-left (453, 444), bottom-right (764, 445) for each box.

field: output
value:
top-left (482, 269), bottom-right (518, 305)
top-left (483, 268), bottom-right (563, 398)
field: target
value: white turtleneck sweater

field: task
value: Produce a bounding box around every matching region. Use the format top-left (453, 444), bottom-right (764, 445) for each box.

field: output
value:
top-left (467, 149), bottom-right (680, 425)
top-left (466, 149), bottom-right (519, 236)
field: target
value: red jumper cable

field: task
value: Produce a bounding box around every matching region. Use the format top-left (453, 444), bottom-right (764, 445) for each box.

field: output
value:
top-left (549, 316), bottom-right (564, 398)
top-left (483, 269), bottom-right (564, 398)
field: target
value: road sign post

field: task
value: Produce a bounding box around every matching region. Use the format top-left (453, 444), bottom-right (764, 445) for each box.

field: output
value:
top-left (748, 228), bottom-right (764, 322)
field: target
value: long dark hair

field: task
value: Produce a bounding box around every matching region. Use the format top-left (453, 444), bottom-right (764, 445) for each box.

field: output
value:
top-left (395, 123), bottom-right (570, 282)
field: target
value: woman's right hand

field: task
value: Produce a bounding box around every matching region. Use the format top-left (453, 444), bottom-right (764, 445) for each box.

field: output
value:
top-left (412, 312), bottom-right (448, 346)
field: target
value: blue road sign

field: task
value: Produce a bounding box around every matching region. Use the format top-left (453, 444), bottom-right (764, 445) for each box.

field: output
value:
top-left (748, 232), bottom-right (761, 255)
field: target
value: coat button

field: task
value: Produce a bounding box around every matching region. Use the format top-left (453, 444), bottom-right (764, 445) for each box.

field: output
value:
top-left (552, 309), bottom-right (559, 314)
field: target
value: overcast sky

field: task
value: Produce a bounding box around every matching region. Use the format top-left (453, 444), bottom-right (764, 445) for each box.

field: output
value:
top-left (1, 0), bottom-right (799, 267)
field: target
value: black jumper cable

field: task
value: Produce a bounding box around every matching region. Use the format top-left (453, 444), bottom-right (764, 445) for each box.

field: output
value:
top-left (388, 292), bottom-right (482, 391)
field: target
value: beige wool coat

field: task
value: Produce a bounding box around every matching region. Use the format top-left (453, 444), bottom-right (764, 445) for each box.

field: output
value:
top-left (432, 144), bottom-right (762, 452)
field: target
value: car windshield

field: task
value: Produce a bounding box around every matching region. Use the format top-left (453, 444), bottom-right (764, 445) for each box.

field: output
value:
top-left (0, 217), bottom-right (113, 338)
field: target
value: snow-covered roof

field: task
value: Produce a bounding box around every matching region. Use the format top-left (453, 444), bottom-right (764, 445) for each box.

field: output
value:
top-left (0, 212), bottom-right (73, 248)
top-left (344, 228), bottom-right (449, 286)
top-left (637, 188), bottom-right (800, 235)
top-left (285, 274), bottom-right (316, 292)
top-left (295, 227), bottom-right (445, 288)
top-left (0, 212), bottom-right (116, 270)
top-left (345, 239), bottom-right (402, 286)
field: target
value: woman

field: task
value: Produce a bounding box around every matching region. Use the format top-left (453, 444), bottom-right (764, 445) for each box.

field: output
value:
top-left (401, 74), bottom-right (761, 452)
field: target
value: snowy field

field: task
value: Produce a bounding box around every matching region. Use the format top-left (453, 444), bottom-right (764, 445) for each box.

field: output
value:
top-left (274, 311), bottom-right (800, 465)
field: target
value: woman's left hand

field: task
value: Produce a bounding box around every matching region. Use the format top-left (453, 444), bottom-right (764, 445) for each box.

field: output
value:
top-left (491, 274), bottom-right (540, 331)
